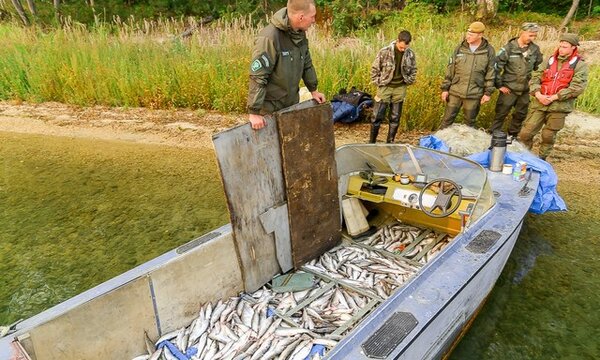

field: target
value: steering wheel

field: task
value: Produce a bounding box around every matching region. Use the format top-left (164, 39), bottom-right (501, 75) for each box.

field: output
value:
top-left (418, 178), bottom-right (463, 218)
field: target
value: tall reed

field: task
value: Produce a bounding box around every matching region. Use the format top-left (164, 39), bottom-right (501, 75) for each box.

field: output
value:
top-left (0, 5), bottom-right (597, 130)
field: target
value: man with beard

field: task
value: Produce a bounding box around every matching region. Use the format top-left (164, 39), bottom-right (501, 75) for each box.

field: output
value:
top-left (518, 33), bottom-right (588, 160)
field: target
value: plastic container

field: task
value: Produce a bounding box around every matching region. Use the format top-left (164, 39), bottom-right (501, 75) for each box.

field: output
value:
top-left (512, 161), bottom-right (527, 181)
top-left (502, 164), bottom-right (513, 175)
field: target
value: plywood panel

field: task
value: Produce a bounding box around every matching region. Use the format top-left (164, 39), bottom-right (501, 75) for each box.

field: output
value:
top-left (212, 118), bottom-right (285, 292)
top-left (28, 277), bottom-right (156, 360)
top-left (277, 103), bottom-right (341, 266)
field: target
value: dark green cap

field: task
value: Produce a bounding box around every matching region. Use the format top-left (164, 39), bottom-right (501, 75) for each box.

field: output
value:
top-left (521, 22), bottom-right (540, 32)
top-left (560, 33), bottom-right (580, 46)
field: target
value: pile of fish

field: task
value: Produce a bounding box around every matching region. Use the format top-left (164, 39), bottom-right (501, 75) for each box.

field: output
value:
top-left (268, 279), bottom-right (371, 334)
top-left (303, 244), bottom-right (418, 299)
top-left (134, 290), bottom-right (337, 360)
top-left (132, 222), bottom-right (454, 360)
top-left (361, 223), bottom-right (452, 264)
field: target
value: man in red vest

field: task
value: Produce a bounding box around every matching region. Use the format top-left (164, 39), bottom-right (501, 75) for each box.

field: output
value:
top-left (518, 33), bottom-right (588, 160)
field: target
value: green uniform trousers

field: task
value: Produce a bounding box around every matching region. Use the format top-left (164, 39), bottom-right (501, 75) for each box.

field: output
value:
top-left (518, 109), bottom-right (567, 159)
top-left (490, 91), bottom-right (530, 136)
top-left (439, 95), bottom-right (481, 129)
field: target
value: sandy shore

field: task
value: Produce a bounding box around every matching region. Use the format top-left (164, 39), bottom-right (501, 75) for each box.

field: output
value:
top-left (1, 101), bottom-right (598, 181)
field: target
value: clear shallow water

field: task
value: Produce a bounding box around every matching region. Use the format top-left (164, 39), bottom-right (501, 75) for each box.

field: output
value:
top-left (0, 131), bottom-right (228, 324)
top-left (1, 132), bottom-right (599, 359)
top-left (451, 181), bottom-right (600, 359)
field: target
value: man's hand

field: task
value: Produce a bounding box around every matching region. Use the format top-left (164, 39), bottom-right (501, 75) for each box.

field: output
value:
top-left (441, 91), bottom-right (449, 102)
top-left (311, 91), bottom-right (326, 104)
top-left (480, 95), bottom-right (491, 104)
top-left (499, 86), bottom-right (511, 94)
top-left (249, 114), bottom-right (266, 130)
top-left (535, 92), bottom-right (557, 106)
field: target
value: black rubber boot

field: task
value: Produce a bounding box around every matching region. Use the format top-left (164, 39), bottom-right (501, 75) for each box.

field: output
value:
top-left (387, 102), bottom-right (403, 143)
top-left (370, 102), bottom-right (388, 143)
top-left (369, 124), bottom-right (380, 143)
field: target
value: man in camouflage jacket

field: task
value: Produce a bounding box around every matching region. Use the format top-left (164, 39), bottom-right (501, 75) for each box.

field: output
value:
top-left (369, 30), bottom-right (417, 143)
top-left (490, 23), bottom-right (543, 137)
top-left (247, 0), bottom-right (325, 130)
top-left (518, 33), bottom-right (588, 160)
top-left (440, 22), bottom-right (495, 129)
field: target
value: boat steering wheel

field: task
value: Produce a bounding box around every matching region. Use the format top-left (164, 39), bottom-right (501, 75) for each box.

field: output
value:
top-left (418, 178), bottom-right (463, 218)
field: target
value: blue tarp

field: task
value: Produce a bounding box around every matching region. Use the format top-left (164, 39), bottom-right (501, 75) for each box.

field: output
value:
top-left (157, 340), bottom-right (198, 360)
top-left (306, 344), bottom-right (326, 359)
top-left (419, 135), bottom-right (450, 153)
top-left (419, 135), bottom-right (567, 214)
top-left (331, 100), bottom-right (373, 123)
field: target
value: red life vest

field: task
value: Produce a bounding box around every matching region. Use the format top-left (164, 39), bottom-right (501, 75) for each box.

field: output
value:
top-left (540, 49), bottom-right (580, 95)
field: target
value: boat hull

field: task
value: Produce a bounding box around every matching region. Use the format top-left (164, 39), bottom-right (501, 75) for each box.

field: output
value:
top-left (0, 167), bottom-right (539, 360)
top-left (326, 170), bottom-right (538, 359)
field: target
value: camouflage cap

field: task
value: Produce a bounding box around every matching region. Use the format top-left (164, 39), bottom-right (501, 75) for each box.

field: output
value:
top-left (521, 22), bottom-right (540, 32)
top-left (467, 21), bottom-right (485, 34)
top-left (560, 33), bottom-right (580, 46)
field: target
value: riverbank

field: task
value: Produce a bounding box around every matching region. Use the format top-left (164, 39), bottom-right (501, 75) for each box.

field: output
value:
top-left (1, 100), bottom-right (599, 166)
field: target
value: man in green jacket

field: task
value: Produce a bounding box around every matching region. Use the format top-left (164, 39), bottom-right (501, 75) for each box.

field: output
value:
top-left (518, 33), bottom-right (588, 160)
top-left (440, 21), bottom-right (495, 129)
top-left (247, 0), bottom-right (326, 130)
top-left (490, 23), bottom-right (543, 137)
top-left (369, 30), bottom-right (417, 143)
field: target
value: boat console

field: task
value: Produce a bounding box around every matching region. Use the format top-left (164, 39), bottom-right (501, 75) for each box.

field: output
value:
top-left (336, 144), bottom-right (495, 236)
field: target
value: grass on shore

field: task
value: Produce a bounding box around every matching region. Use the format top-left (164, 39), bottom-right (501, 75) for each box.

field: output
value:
top-left (0, 4), bottom-right (598, 130)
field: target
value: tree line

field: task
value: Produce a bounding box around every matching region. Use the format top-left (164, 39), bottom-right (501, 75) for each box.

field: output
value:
top-left (1, 0), bottom-right (598, 32)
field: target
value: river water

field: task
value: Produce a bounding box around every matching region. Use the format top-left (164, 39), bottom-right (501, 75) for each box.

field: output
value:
top-left (1, 131), bottom-right (598, 358)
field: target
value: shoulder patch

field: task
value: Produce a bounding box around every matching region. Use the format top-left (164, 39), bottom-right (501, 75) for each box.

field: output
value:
top-left (251, 59), bottom-right (262, 72)
top-left (250, 51), bottom-right (274, 73)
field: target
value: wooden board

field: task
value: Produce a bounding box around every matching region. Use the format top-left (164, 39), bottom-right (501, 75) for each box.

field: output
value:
top-left (212, 117), bottom-right (285, 292)
top-left (277, 103), bottom-right (341, 267)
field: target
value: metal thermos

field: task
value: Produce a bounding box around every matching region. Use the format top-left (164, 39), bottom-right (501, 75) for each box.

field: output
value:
top-left (489, 131), bottom-right (511, 172)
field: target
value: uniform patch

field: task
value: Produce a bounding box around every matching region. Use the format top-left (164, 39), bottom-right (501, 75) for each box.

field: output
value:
top-left (251, 59), bottom-right (262, 72)
top-left (260, 54), bottom-right (270, 67)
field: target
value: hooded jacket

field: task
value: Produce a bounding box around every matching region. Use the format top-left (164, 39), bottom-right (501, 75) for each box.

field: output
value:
top-left (247, 8), bottom-right (318, 114)
top-left (441, 38), bottom-right (495, 99)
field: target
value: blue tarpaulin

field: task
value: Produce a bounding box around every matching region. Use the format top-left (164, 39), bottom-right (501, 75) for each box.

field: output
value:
top-left (157, 340), bottom-right (197, 360)
top-left (306, 344), bottom-right (326, 359)
top-left (419, 135), bottom-right (450, 153)
top-left (419, 135), bottom-right (567, 214)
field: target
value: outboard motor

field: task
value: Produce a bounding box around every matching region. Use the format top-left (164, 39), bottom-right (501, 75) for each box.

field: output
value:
top-left (489, 131), bottom-right (511, 172)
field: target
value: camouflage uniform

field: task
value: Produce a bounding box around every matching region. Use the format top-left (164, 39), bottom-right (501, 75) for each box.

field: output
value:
top-left (490, 38), bottom-right (543, 136)
top-left (440, 39), bottom-right (495, 129)
top-left (518, 51), bottom-right (588, 159)
top-left (247, 8), bottom-right (318, 115)
top-left (369, 41), bottom-right (417, 143)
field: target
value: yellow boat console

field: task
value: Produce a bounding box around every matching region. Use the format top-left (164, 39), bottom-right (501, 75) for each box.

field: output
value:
top-left (346, 173), bottom-right (475, 236)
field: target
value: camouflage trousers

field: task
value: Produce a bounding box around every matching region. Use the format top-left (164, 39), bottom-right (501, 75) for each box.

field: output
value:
top-left (518, 109), bottom-right (567, 159)
top-left (439, 95), bottom-right (481, 129)
top-left (489, 91), bottom-right (530, 136)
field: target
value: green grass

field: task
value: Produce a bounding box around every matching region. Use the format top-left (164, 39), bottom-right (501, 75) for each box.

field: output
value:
top-left (0, 5), bottom-right (598, 130)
